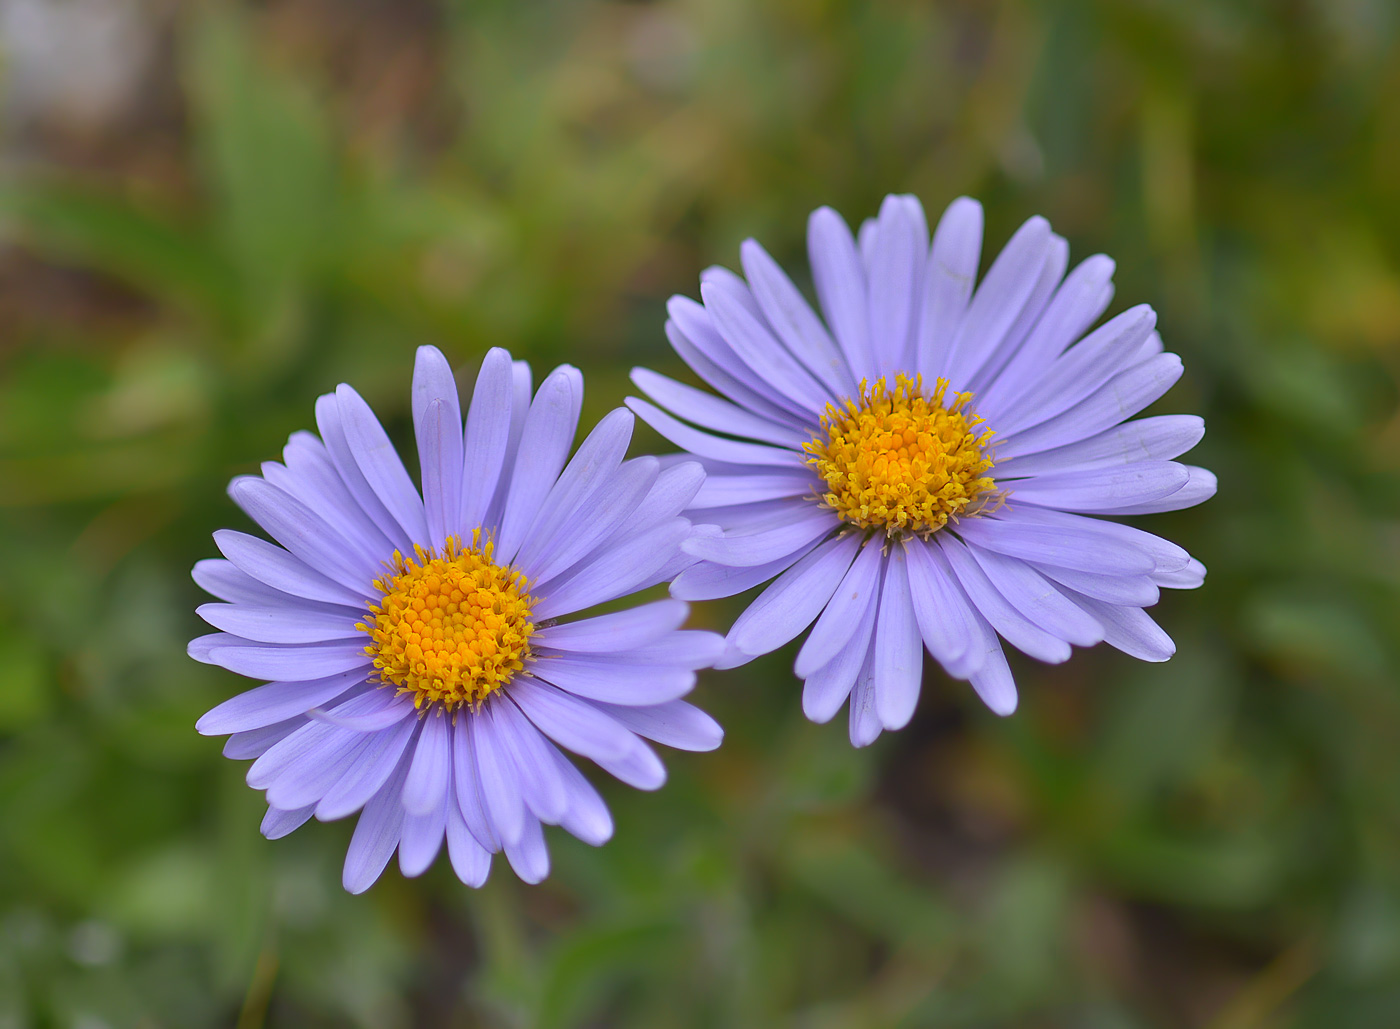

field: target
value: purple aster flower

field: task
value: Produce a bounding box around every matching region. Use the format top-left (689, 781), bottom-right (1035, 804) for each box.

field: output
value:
top-left (190, 346), bottom-right (723, 893)
top-left (627, 194), bottom-right (1214, 746)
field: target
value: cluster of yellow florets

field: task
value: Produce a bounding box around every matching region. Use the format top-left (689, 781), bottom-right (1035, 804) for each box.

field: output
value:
top-left (804, 373), bottom-right (996, 535)
top-left (360, 531), bottom-right (535, 711)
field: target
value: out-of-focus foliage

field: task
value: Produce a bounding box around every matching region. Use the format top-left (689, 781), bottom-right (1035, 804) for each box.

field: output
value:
top-left (1, 0), bottom-right (1399, 1025)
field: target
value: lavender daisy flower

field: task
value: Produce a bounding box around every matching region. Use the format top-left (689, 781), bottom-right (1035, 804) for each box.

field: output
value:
top-left (627, 194), bottom-right (1214, 746)
top-left (190, 346), bottom-right (723, 893)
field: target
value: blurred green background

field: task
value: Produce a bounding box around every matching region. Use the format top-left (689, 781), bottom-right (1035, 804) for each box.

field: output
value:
top-left (1, 0), bottom-right (1398, 1026)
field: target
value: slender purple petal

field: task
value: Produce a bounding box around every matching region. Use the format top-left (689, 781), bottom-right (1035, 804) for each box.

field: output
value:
top-left (270, 434), bottom-right (393, 560)
top-left (939, 216), bottom-right (1051, 389)
top-left (460, 347), bottom-right (516, 534)
top-left (968, 642), bottom-right (1018, 716)
top-left (509, 678), bottom-right (635, 763)
top-left (1153, 558), bottom-right (1207, 590)
top-left (412, 346), bottom-right (464, 548)
top-left (342, 750), bottom-right (412, 894)
top-left (533, 600), bottom-right (689, 654)
top-left (578, 630), bottom-right (723, 668)
top-left (503, 815), bottom-right (550, 884)
top-left (223, 716), bottom-right (306, 760)
top-left (204, 639), bottom-right (371, 681)
top-left (514, 407), bottom-right (634, 573)
top-left (495, 366), bottom-right (582, 562)
top-left (866, 194), bottom-right (927, 376)
top-left (212, 531), bottom-right (371, 608)
top-left (401, 710), bottom-right (451, 817)
top-left (315, 393), bottom-right (414, 555)
top-left (939, 536), bottom-right (1071, 664)
top-left (1007, 461), bottom-right (1189, 513)
top-left (903, 538), bottom-right (984, 679)
top-left (952, 515), bottom-right (1155, 576)
top-left (701, 276), bottom-right (833, 414)
top-left (528, 457), bottom-right (658, 587)
top-left (996, 503), bottom-right (1193, 573)
top-left (472, 705), bottom-right (526, 847)
top-left (992, 305), bottom-right (1158, 437)
top-left (669, 533), bottom-right (822, 601)
top-left (261, 804), bottom-right (315, 840)
top-left (729, 532), bottom-right (861, 656)
top-left (196, 603), bottom-right (363, 644)
top-left (847, 646), bottom-right (882, 747)
top-left (247, 718), bottom-right (343, 790)
top-left (598, 738), bottom-right (667, 791)
top-left (451, 718), bottom-right (500, 852)
top-left (627, 397), bottom-right (806, 469)
top-left (481, 358), bottom-right (535, 531)
top-left (603, 462), bottom-right (706, 547)
top-left (308, 687), bottom-right (413, 732)
top-left (1031, 564), bottom-right (1160, 607)
top-left (994, 353), bottom-right (1184, 461)
top-left (690, 471), bottom-right (816, 510)
top-left (1091, 465), bottom-right (1217, 514)
top-left (740, 237), bottom-right (856, 397)
top-left (666, 300), bottom-right (815, 425)
top-left (981, 254), bottom-right (1116, 413)
top-left (196, 668), bottom-right (368, 735)
top-left (398, 792), bottom-right (448, 878)
top-left (1064, 591), bottom-right (1176, 661)
top-left (531, 517), bottom-right (691, 619)
top-left (857, 217), bottom-right (878, 269)
top-left (968, 234), bottom-right (1068, 395)
top-left (551, 749), bottom-right (613, 846)
top-left (444, 775), bottom-right (492, 887)
top-left (336, 383), bottom-right (430, 545)
top-left (193, 558), bottom-right (343, 610)
top-left (808, 206), bottom-right (875, 379)
top-left (802, 581), bottom-right (879, 724)
top-left (494, 700), bottom-right (570, 824)
top-left (1136, 330), bottom-right (1165, 361)
top-left (683, 507), bottom-right (839, 568)
top-left (630, 367), bottom-right (800, 447)
top-left (315, 715), bottom-right (417, 821)
top-left (265, 726), bottom-right (378, 812)
top-left (993, 415), bottom-right (1204, 478)
top-left (226, 479), bottom-right (380, 595)
top-left (594, 700), bottom-right (723, 752)
top-left (872, 548), bottom-right (923, 731)
top-left (529, 654), bottom-right (695, 706)
top-left (917, 196), bottom-right (983, 382)
top-left (793, 539), bottom-right (883, 676)
top-left (687, 495), bottom-right (819, 534)
top-left (967, 543), bottom-right (1105, 647)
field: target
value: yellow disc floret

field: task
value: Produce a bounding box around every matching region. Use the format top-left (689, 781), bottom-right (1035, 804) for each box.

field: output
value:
top-left (804, 374), bottom-right (996, 535)
top-left (359, 531), bottom-right (535, 711)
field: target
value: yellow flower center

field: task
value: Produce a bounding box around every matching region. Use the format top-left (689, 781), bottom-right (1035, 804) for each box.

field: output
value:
top-left (359, 531), bottom-right (535, 711)
top-left (804, 374), bottom-right (996, 535)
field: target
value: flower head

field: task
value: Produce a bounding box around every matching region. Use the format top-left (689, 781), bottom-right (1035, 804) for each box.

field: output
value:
top-left (805, 373), bottom-right (996, 533)
top-left (628, 194), bottom-right (1214, 746)
top-left (191, 346), bottom-right (723, 892)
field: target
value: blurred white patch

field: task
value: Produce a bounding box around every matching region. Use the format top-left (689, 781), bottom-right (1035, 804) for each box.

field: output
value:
top-left (67, 919), bottom-right (122, 967)
top-left (626, 8), bottom-right (698, 93)
top-left (0, 0), bottom-right (153, 131)
top-left (1311, 0), bottom-right (1398, 59)
top-left (999, 124), bottom-right (1045, 185)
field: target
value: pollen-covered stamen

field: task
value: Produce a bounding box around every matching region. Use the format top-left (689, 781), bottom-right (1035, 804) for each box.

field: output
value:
top-left (359, 530), bottom-right (535, 711)
top-left (804, 373), bottom-right (996, 535)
